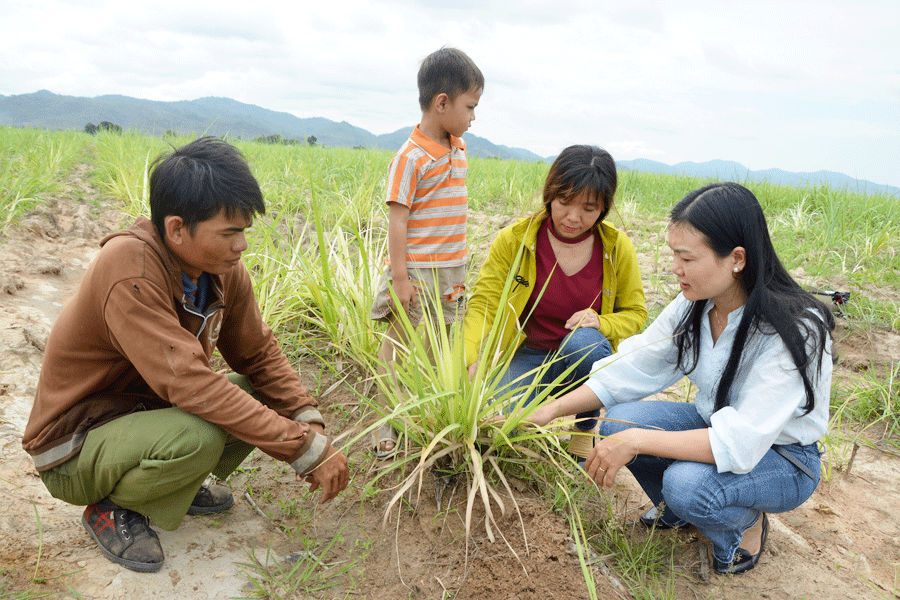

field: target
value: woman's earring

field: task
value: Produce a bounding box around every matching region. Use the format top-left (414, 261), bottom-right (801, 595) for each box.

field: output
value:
top-left (734, 267), bottom-right (740, 273)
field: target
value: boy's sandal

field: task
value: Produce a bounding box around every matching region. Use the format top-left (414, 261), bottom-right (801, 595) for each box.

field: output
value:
top-left (567, 424), bottom-right (597, 460)
top-left (372, 423), bottom-right (399, 460)
top-left (637, 506), bottom-right (689, 530)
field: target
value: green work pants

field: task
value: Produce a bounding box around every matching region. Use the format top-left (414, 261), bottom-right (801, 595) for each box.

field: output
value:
top-left (40, 374), bottom-right (257, 530)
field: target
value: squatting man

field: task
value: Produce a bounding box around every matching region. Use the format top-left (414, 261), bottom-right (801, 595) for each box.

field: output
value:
top-left (23, 136), bottom-right (350, 573)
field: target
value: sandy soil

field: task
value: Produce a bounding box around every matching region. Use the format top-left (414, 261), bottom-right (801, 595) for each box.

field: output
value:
top-left (1, 165), bottom-right (898, 599)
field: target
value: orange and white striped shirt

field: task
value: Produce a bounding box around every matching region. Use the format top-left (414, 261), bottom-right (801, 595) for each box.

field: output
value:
top-left (386, 125), bottom-right (468, 268)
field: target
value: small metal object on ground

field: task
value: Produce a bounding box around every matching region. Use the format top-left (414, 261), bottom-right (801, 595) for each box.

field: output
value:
top-left (699, 542), bottom-right (711, 582)
top-left (434, 471), bottom-right (456, 512)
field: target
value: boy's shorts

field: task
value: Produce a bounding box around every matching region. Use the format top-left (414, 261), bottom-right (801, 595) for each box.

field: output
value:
top-left (370, 264), bottom-right (466, 326)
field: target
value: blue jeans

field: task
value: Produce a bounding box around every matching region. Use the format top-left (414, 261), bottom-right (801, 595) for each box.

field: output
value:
top-left (497, 328), bottom-right (612, 432)
top-left (600, 400), bottom-right (821, 564)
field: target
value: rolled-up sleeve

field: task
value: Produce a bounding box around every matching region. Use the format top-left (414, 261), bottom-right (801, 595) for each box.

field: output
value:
top-left (586, 296), bottom-right (685, 409)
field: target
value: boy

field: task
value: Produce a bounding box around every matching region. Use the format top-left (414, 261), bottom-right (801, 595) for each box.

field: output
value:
top-left (369, 47), bottom-right (484, 457)
top-left (23, 137), bottom-right (349, 572)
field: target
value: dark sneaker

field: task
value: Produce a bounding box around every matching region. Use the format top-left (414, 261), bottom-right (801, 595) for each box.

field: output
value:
top-left (187, 484), bottom-right (234, 515)
top-left (82, 501), bottom-right (164, 573)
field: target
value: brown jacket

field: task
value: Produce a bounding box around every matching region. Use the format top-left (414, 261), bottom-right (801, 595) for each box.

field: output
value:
top-left (23, 217), bottom-right (330, 474)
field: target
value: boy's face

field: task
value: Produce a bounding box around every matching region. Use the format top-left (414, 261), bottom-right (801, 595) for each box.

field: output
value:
top-left (440, 87), bottom-right (482, 138)
top-left (163, 209), bottom-right (251, 282)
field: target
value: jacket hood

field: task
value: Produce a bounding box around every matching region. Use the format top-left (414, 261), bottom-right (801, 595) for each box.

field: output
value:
top-left (101, 217), bottom-right (183, 297)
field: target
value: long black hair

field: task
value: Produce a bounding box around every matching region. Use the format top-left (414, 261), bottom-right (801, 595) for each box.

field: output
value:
top-left (671, 182), bottom-right (834, 414)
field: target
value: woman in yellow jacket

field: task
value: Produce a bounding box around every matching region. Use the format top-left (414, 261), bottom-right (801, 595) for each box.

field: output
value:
top-left (463, 145), bottom-right (647, 460)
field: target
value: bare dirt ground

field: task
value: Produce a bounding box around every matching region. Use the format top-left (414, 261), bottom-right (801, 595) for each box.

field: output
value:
top-left (1, 165), bottom-right (899, 599)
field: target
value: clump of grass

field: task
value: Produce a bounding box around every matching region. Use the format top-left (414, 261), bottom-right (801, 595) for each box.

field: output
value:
top-left (0, 475), bottom-right (71, 599)
top-left (568, 477), bottom-right (683, 600)
top-left (245, 193), bottom-right (385, 373)
top-left (344, 277), bottom-right (624, 597)
top-left (244, 143), bottom-right (387, 221)
top-left (856, 563), bottom-right (899, 600)
top-left (0, 569), bottom-right (55, 599)
top-left (823, 359), bottom-right (899, 481)
top-left (0, 127), bottom-right (86, 231)
top-left (765, 185), bottom-right (900, 295)
top-left (839, 362), bottom-right (899, 445)
top-left (236, 532), bottom-right (354, 600)
top-left (842, 294), bottom-right (900, 331)
top-left (278, 192), bottom-right (591, 550)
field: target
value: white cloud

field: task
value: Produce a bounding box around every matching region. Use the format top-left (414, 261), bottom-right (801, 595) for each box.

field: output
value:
top-left (1, 0), bottom-right (898, 186)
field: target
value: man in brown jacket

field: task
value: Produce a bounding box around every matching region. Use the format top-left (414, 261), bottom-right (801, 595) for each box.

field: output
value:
top-left (23, 136), bottom-right (349, 573)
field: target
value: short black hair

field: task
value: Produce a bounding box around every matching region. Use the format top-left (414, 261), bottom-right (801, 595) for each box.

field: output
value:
top-left (149, 136), bottom-right (265, 238)
top-left (418, 47), bottom-right (484, 111)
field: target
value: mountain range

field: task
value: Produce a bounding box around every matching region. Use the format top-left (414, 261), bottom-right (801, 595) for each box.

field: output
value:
top-left (614, 158), bottom-right (898, 197)
top-left (0, 90), bottom-right (541, 162)
top-left (2, 90), bottom-right (896, 197)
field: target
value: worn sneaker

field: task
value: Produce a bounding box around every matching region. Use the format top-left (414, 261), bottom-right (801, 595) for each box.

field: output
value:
top-left (82, 501), bottom-right (164, 573)
top-left (187, 484), bottom-right (234, 515)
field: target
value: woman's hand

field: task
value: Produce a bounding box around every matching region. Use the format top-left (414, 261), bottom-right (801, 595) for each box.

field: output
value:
top-left (529, 386), bottom-right (602, 428)
top-left (485, 397), bottom-right (554, 428)
top-left (527, 401), bottom-right (556, 427)
top-left (565, 308), bottom-right (600, 331)
top-left (585, 428), bottom-right (641, 488)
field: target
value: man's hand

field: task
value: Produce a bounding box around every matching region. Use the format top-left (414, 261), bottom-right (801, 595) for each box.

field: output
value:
top-left (301, 444), bottom-right (349, 503)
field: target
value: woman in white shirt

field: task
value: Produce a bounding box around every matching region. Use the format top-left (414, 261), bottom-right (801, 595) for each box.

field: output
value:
top-left (527, 182), bottom-right (834, 575)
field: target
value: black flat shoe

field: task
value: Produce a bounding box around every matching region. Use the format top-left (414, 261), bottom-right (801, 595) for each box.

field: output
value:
top-left (714, 513), bottom-right (768, 575)
top-left (637, 506), bottom-right (689, 530)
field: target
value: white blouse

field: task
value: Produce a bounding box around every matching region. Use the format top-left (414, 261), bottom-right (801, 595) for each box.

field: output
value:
top-left (585, 293), bottom-right (831, 474)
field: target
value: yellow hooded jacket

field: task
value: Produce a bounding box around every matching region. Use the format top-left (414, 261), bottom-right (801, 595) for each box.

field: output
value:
top-left (463, 212), bottom-right (647, 366)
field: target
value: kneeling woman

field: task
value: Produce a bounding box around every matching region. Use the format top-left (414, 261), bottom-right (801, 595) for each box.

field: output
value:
top-left (464, 145), bottom-right (646, 459)
top-left (526, 182), bottom-right (833, 574)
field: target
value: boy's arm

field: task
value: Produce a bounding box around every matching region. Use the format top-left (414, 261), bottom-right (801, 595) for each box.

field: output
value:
top-left (388, 202), bottom-right (416, 313)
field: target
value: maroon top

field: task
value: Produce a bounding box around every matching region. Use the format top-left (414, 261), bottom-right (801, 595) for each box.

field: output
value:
top-left (521, 218), bottom-right (604, 351)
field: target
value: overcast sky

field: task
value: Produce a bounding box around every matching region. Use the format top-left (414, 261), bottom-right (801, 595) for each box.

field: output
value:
top-left (2, 0), bottom-right (898, 187)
